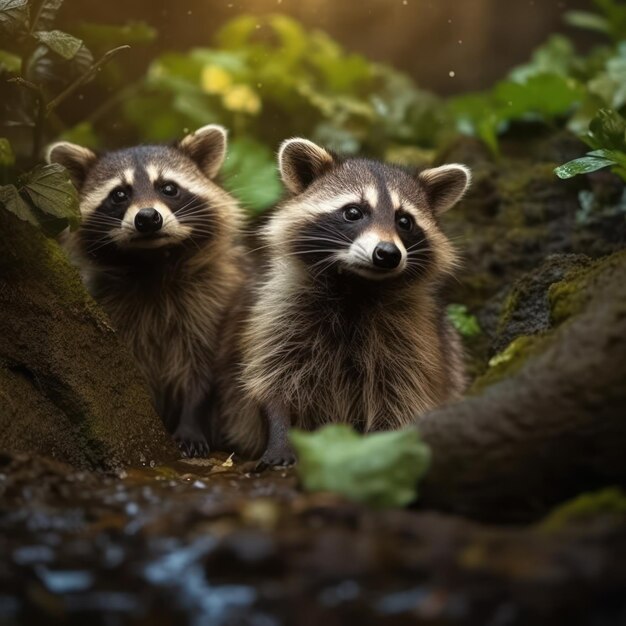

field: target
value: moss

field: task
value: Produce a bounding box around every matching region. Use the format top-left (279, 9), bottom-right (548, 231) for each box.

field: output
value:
top-left (539, 488), bottom-right (626, 533)
top-left (469, 334), bottom-right (544, 394)
top-left (0, 211), bottom-right (177, 469)
top-left (549, 250), bottom-right (626, 325)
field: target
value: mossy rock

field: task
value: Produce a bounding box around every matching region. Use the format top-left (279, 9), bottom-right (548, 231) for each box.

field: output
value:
top-left (491, 253), bottom-right (591, 354)
top-left (540, 488), bottom-right (626, 533)
top-left (549, 250), bottom-right (626, 326)
top-left (471, 249), bottom-right (626, 395)
top-left (0, 211), bottom-right (177, 470)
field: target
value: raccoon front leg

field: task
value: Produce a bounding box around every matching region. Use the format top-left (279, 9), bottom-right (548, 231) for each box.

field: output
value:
top-left (172, 389), bottom-right (211, 458)
top-left (256, 401), bottom-right (296, 470)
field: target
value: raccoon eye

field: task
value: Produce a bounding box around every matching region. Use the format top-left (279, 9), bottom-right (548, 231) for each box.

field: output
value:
top-left (160, 181), bottom-right (179, 197)
top-left (110, 187), bottom-right (129, 205)
top-left (396, 214), bottom-right (414, 232)
top-left (343, 205), bottom-right (364, 222)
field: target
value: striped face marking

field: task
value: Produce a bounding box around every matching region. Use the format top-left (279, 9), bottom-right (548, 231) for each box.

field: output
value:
top-left (78, 153), bottom-right (220, 258)
top-left (278, 174), bottom-right (435, 281)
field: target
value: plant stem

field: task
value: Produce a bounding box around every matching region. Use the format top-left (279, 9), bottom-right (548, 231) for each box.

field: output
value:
top-left (7, 77), bottom-right (45, 160)
top-left (46, 45), bottom-right (130, 115)
top-left (29, 0), bottom-right (46, 34)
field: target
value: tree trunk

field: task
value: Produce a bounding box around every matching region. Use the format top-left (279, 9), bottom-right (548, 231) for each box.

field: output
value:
top-left (418, 252), bottom-right (626, 522)
top-left (0, 211), bottom-right (177, 470)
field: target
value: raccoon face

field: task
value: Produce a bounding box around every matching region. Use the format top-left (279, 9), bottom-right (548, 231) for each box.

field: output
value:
top-left (47, 125), bottom-right (233, 261)
top-left (269, 138), bottom-right (470, 282)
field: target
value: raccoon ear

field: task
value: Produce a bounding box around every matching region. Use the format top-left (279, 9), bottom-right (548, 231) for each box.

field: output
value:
top-left (46, 142), bottom-right (97, 189)
top-left (179, 124), bottom-right (228, 179)
top-left (278, 138), bottom-right (335, 194)
top-left (417, 164), bottom-right (471, 214)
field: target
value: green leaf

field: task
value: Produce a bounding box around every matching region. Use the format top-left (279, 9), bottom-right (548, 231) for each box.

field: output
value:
top-left (588, 108), bottom-right (626, 151)
top-left (495, 74), bottom-right (584, 119)
top-left (222, 138), bottom-right (282, 214)
top-left (21, 164), bottom-right (80, 228)
top-left (0, 184), bottom-right (38, 225)
top-left (69, 43), bottom-right (94, 74)
top-left (0, 0), bottom-right (28, 34)
top-left (447, 304), bottom-right (481, 338)
top-left (0, 137), bottom-right (15, 166)
top-left (554, 155), bottom-right (616, 179)
top-left (291, 424), bottom-right (431, 508)
top-left (0, 49), bottom-right (20, 71)
top-left (77, 20), bottom-right (157, 48)
top-left (215, 15), bottom-right (258, 50)
top-left (564, 10), bottom-right (610, 34)
top-left (588, 46), bottom-right (626, 109)
top-left (34, 30), bottom-right (83, 60)
top-left (31, 0), bottom-right (63, 31)
top-left (60, 122), bottom-right (99, 149)
top-left (509, 35), bottom-right (577, 82)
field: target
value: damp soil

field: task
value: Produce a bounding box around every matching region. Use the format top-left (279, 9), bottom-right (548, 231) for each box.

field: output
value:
top-left (1, 452), bottom-right (625, 626)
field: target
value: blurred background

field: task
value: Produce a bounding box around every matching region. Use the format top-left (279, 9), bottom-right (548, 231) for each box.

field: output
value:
top-left (2, 0), bottom-right (622, 215)
top-left (59, 0), bottom-right (598, 95)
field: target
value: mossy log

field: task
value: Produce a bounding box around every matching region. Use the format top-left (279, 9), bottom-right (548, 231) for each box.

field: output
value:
top-left (0, 211), bottom-right (177, 469)
top-left (418, 252), bottom-right (626, 522)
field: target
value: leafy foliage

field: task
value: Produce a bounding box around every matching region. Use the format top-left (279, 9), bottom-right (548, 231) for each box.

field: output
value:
top-left (0, 0), bottom-right (145, 234)
top-left (564, 0), bottom-right (626, 42)
top-left (447, 304), bottom-right (482, 338)
top-left (451, 71), bottom-right (584, 154)
top-left (291, 424), bottom-right (431, 508)
top-left (116, 14), bottom-right (444, 211)
top-left (452, 1), bottom-right (626, 160)
top-left (0, 163), bottom-right (79, 233)
top-left (555, 108), bottom-right (626, 181)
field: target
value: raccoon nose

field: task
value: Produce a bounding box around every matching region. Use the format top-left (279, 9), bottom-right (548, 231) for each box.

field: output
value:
top-left (372, 242), bottom-right (402, 269)
top-left (135, 208), bottom-right (163, 233)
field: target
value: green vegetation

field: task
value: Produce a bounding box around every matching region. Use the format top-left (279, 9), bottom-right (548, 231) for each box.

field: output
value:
top-left (447, 304), bottom-right (481, 338)
top-left (291, 424), bottom-right (431, 508)
top-left (117, 14), bottom-right (446, 211)
top-left (4, 2), bottom-right (626, 219)
top-left (0, 0), bottom-right (142, 231)
top-left (540, 487), bottom-right (626, 532)
top-left (449, 0), bottom-right (626, 180)
top-left (556, 107), bottom-right (626, 181)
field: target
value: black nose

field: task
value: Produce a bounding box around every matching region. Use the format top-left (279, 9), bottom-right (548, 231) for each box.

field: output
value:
top-left (372, 242), bottom-right (402, 269)
top-left (134, 208), bottom-right (163, 234)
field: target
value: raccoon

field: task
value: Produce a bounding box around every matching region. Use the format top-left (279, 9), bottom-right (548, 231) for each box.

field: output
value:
top-left (216, 138), bottom-right (470, 467)
top-left (47, 125), bottom-right (246, 457)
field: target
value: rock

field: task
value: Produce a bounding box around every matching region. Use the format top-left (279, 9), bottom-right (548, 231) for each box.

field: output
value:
top-left (0, 211), bottom-right (177, 470)
top-left (488, 253), bottom-right (591, 354)
top-left (418, 250), bottom-right (626, 522)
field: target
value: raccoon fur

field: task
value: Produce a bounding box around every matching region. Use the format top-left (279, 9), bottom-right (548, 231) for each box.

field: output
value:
top-left (215, 138), bottom-right (470, 467)
top-left (47, 125), bottom-right (246, 457)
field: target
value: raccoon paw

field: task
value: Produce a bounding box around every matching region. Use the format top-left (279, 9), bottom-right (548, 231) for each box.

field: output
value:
top-left (255, 446), bottom-right (297, 471)
top-left (175, 434), bottom-right (210, 458)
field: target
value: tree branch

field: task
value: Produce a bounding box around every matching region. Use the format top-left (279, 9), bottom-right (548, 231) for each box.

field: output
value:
top-left (46, 45), bottom-right (130, 115)
top-left (417, 254), bottom-right (626, 523)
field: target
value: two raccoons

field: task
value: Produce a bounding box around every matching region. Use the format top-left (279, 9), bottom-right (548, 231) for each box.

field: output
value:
top-left (48, 128), bottom-right (470, 465)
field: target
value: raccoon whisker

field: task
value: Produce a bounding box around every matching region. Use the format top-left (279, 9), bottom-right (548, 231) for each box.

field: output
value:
top-left (244, 242), bottom-right (275, 255)
top-left (405, 238), bottom-right (428, 252)
top-left (173, 203), bottom-right (207, 218)
top-left (188, 229), bottom-right (216, 239)
top-left (86, 237), bottom-right (115, 254)
top-left (291, 236), bottom-right (350, 248)
top-left (313, 224), bottom-right (352, 244)
top-left (85, 216), bottom-right (126, 227)
top-left (176, 218), bottom-right (216, 228)
top-left (280, 249), bottom-right (343, 259)
top-left (308, 254), bottom-right (340, 279)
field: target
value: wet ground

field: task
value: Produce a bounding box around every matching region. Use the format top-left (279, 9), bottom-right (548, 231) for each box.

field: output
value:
top-left (1, 451), bottom-right (625, 626)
